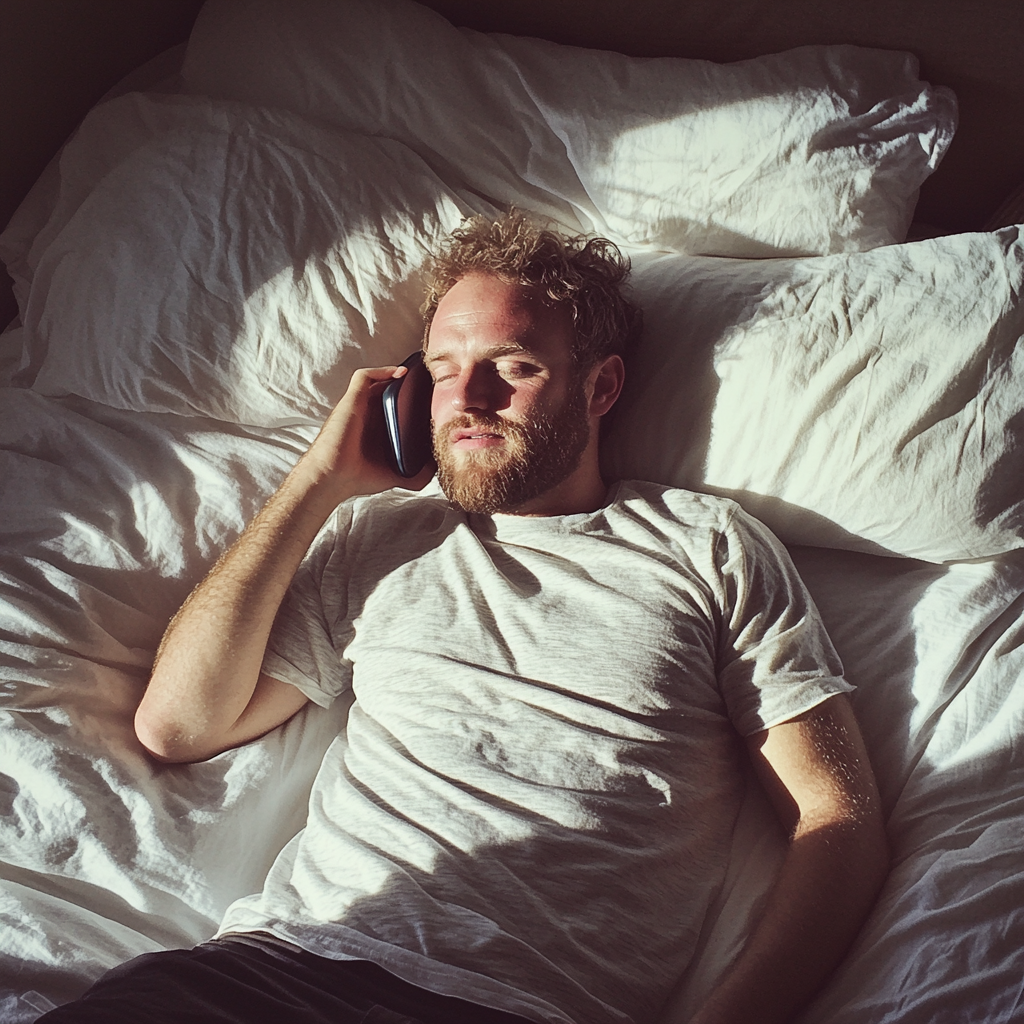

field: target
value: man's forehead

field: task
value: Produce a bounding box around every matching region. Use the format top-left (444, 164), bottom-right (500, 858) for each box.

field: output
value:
top-left (426, 273), bottom-right (573, 356)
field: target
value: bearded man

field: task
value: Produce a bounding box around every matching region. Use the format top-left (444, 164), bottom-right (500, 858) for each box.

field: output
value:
top-left (41, 213), bottom-right (888, 1024)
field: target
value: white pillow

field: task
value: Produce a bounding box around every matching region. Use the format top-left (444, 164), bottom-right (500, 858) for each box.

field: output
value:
top-left (603, 229), bottom-right (1024, 563)
top-left (15, 93), bottom-right (494, 425)
top-left (180, 0), bottom-right (957, 258)
top-left (9, 87), bottom-right (1014, 564)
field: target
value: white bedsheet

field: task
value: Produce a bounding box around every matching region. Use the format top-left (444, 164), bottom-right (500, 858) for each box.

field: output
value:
top-left (0, 390), bottom-right (347, 1017)
top-left (1, 384), bottom-right (1022, 1022)
top-left (0, 9), bottom-right (1020, 1019)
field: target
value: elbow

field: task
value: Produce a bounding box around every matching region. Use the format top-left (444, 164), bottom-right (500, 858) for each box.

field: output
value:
top-left (792, 804), bottom-right (891, 911)
top-left (833, 810), bottom-right (891, 911)
top-left (134, 706), bottom-right (205, 764)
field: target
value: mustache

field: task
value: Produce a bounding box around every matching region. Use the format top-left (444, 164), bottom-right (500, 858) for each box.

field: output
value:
top-left (437, 413), bottom-right (522, 439)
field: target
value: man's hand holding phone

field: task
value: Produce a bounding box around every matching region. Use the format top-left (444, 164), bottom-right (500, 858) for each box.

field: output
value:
top-left (296, 358), bottom-right (435, 515)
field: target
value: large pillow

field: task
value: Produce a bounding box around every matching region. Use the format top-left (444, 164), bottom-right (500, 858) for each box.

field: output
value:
top-left (180, 0), bottom-right (957, 258)
top-left (10, 93), bottom-right (495, 425)
top-left (603, 228), bottom-right (1024, 563)
top-left (7, 88), bottom-right (1014, 565)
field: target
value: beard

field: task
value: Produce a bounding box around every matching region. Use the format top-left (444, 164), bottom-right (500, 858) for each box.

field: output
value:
top-left (433, 377), bottom-right (591, 515)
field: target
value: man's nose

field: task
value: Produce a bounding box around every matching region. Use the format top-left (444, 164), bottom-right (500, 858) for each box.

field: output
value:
top-left (450, 365), bottom-right (499, 413)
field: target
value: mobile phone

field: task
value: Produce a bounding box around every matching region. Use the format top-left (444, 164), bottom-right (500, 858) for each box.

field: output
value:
top-left (382, 350), bottom-right (434, 478)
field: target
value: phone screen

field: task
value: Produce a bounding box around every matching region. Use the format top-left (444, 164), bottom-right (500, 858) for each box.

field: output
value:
top-left (382, 350), bottom-right (434, 477)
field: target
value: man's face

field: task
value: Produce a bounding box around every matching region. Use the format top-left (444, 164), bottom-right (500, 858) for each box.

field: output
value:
top-left (425, 273), bottom-right (592, 515)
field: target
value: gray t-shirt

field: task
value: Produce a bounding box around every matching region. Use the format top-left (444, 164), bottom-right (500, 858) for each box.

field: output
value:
top-left (217, 480), bottom-right (849, 1024)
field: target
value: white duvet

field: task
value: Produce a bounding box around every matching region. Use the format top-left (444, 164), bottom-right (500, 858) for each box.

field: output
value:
top-left (1, 1), bottom-right (1023, 1020)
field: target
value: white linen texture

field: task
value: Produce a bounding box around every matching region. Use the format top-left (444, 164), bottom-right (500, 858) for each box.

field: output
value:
top-left (3, 93), bottom-right (496, 424)
top-left (603, 229), bottom-right (1024, 563)
top-left (180, 0), bottom-right (956, 258)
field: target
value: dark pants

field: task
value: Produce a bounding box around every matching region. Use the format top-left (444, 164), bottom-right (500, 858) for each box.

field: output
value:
top-left (36, 938), bottom-right (534, 1024)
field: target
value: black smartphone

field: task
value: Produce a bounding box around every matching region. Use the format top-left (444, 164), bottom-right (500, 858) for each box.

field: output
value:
top-left (382, 350), bottom-right (434, 478)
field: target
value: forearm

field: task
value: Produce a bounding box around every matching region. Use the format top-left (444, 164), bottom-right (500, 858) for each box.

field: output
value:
top-left (690, 823), bottom-right (887, 1023)
top-left (689, 809), bottom-right (888, 1024)
top-left (687, 694), bottom-right (889, 1024)
top-left (135, 458), bottom-right (349, 760)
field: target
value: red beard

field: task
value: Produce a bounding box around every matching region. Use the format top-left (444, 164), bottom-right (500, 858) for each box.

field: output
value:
top-left (433, 378), bottom-right (591, 514)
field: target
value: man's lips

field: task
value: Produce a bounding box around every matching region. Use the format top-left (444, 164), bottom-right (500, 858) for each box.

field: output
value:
top-left (451, 425), bottom-right (506, 448)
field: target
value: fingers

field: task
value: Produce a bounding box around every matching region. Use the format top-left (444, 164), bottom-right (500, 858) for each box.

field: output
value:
top-left (318, 364), bottom-right (397, 425)
top-left (307, 363), bottom-right (428, 489)
top-left (347, 363), bottom-right (408, 393)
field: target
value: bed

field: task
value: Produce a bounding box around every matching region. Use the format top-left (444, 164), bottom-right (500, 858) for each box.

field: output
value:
top-left (1, 0), bottom-right (1023, 1021)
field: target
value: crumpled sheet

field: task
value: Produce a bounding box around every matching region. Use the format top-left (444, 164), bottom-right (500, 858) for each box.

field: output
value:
top-left (0, 390), bottom-right (348, 1017)
top-left (1, 385), bottom-right (1022, 1023)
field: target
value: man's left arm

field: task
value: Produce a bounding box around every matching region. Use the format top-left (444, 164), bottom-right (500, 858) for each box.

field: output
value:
top-left (688, 693), bottom-right (889, 1024)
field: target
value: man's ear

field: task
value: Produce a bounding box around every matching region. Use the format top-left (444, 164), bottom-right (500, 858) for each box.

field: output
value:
top-left (588, 354), bottom-right (625, 418)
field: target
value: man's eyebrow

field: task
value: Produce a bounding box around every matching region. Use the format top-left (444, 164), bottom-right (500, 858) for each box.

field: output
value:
top-left (424, 344), bottom-right (532, 366)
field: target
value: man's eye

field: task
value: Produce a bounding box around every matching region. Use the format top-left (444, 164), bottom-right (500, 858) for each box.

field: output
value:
top-left (499, 363), bottom-right (536, 379)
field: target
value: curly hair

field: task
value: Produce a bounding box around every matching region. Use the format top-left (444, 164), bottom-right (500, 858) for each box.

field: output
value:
top-left (421, 211), bottom-right (642, 370)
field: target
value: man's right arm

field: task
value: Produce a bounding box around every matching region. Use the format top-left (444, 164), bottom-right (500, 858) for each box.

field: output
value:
top-left (134, 365), bottom-right (433, 764)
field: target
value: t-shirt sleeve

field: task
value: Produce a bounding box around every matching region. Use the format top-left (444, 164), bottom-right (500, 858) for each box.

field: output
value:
top-left (714, 505), bottom-right (852, 736)
top-left (261, 503), bottom-right (356, 708)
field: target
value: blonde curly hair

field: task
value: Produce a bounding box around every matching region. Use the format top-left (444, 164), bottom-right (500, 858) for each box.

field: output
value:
top-left (421, 210), bottom-right (642, 369)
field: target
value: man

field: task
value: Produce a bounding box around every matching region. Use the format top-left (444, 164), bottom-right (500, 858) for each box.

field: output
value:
top-left (42, 212), bottom-right (887, 1024)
